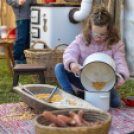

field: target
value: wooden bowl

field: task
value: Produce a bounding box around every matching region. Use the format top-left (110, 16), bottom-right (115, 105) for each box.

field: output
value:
top-left (33, 109), bottom-right (112, 134)
top-left (13, 84), bottom-right (99, 114)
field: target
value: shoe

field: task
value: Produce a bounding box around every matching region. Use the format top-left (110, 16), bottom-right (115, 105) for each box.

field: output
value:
top-left (15, 60), bottom-right (20, 64)
top-left (76, 91), bottom-right (84, 99)
top-left (20, 59), bottom-right (27, 64)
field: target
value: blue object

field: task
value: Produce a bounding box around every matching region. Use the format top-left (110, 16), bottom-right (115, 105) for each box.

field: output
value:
top-left (55, 63), bottom-right (121, 107)
top-left (19, 6), bottom-right (22, 25)
top-left (15, 60), bottom-right (20, 64)
top-left (19, 6), bottom-right (21, 14)
top-left (20, 59), bottom-right (27, 64)
top-left (13, 20), bottom-right (30, 61)
top-left (15, 59), bottom-right (27, 64)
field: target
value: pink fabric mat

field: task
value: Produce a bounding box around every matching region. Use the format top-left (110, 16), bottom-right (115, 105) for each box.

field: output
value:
top-left (108, 105), bottom-right (134, 134)
top-left (0, 102), bottom-right (133, 134)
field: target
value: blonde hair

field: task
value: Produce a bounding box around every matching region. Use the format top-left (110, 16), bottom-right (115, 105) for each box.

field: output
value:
top-left (82, 7), bottom-right (120, 49)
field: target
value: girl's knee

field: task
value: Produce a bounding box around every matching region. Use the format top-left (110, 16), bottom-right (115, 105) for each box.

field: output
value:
top-left (55, 63), bottom-right (64, 72)
top-left (110, 88), bottom-right (121, 107)
top-left (110, 96), bottom-right (121, 108)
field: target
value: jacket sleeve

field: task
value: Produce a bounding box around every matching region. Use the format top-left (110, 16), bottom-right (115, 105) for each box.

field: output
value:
top-left (6, 0), bottom-right (19, 7)
top-left (63, 37), bottom-right (81, 72)
top-left (113, 41), bottom-right (130, 81)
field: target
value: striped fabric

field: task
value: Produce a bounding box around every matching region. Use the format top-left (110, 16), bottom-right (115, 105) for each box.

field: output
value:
top-left (0, 102), bottom-right (133, 134)
top-left (109, 105), bottom-right (134, 134)
top-left (0, 102), bottom-right (37, 134)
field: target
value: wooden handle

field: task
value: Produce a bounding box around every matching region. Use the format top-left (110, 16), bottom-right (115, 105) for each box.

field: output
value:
top-left (30, 40), bottom-right (50, 50)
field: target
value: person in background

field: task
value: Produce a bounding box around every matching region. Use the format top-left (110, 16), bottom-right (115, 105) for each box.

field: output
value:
top-left (55, 7), bottom-right (130, 108)
top-left (6, 0), bottom-right (36, 64)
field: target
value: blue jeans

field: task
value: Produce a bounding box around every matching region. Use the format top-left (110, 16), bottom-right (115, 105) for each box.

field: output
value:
top-left (55, 63), bottom-right (121, 108)
top-left (13, 20), bottom-right (30, 60)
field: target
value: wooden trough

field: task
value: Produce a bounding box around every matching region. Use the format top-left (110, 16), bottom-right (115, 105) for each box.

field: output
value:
top-left (13, 84), bottom-right (100, 114)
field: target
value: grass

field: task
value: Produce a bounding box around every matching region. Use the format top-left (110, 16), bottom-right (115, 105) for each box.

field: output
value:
top-left (0, 58), bottom-right (34, 103)
top-left (0, 54), bottom-right (134, 104)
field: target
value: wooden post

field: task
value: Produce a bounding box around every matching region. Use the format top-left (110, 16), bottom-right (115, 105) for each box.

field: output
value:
top-left (93, 0), bottom-right (101, 7)
top-left (107, 0), bottom-right (115, 20)
top-left (7, 4), bottom-right (15, 27)
top-left (115, 0), bottom-right (122, 37)
top-left (0, 0), bottom-right (1, 26)
top-left (1, 0), bottom-right (7, 26)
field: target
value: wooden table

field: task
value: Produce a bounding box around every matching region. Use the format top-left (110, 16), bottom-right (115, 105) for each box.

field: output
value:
top-left (0, 40), bottom-right (15, 75)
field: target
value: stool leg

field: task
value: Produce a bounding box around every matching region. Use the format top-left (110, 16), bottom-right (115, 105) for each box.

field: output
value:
top-left (5, 46), bottom-right (13, 75)
top-left (8, 46), bottom-right (15, 67)
top-left (38, 71), bottom-right (45, 84)
top-left (13, 73), bottom-right (19, 90)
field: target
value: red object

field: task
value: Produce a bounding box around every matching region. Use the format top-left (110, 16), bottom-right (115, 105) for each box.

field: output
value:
top-left (4, 28), bottom-right (16, 40)
top-left (122, 96), bottom-right (134, 107)
top-left (9, 28), bottom-right (16, 39)
top-left (45, 0), bottom-right (56, 3)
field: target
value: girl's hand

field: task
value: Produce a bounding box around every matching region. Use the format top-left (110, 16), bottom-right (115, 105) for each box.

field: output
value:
top-left (70, 63), bottom-right (82, 75)
top-left (18, 0), bottom-right (26, 5)
top-left (114, 76), bottom-right (125, 88)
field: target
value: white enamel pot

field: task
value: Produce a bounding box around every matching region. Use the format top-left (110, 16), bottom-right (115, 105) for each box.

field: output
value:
top-left (76, 52), bottom-right (123, 92)
top-left (84, 91), bottom-right (110, 111)
top-left (76, 52), bottom-right (123, 111)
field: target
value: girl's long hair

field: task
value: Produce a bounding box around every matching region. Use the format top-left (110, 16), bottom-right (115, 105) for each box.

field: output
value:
top-left (82, 7), bottom-right (120, 49)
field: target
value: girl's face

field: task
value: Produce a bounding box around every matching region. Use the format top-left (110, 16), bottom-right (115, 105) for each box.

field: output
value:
top-left (91, 24), bottom-right (108, 45)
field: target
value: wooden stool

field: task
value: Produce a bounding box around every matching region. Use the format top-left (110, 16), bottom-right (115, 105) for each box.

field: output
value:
top-left (13, 64), bottom-right (47, 87)
top-left (0, 40), bottom-right (15, 75)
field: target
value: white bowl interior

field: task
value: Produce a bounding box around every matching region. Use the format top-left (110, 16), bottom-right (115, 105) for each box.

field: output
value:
top-left (81, 62), bottom-right (115, 92)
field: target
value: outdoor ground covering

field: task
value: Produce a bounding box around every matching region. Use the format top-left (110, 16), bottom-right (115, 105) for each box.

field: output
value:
top-left (0, 102), bottom-right (133, 134)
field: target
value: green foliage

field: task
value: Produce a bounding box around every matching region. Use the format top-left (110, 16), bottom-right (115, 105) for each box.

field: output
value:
top-left (116, 80), bottom-right (134, 98)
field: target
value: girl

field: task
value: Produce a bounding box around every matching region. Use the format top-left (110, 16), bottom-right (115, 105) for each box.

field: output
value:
top-left (55, 7), bottom-right (130, 108)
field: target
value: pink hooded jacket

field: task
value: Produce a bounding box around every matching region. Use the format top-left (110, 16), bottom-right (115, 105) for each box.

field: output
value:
top-left (63, 34), bottom-right (130, 91)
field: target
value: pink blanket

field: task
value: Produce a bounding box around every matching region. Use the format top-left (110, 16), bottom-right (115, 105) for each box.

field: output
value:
top-left (0, 102), bottom-right (133, 134)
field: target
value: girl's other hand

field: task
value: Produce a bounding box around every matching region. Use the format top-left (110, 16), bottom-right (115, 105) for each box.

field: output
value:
top-left (114, 76), bottom-right (125, 88)
top-left (18, 0), bottom-right (26, 5)
top-left (70, 63), bottom-right (82, 75)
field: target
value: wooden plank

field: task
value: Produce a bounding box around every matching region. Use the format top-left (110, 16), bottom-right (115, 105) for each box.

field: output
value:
top-left (115, 0), bottom-right (122, 37)
top-left (0, 0), bottom-right (1, 26)
top-left (1, 0), bottom-right (7, 26)
top-left (56, 0), bottom-right (80, 5)
top-left (93, 0), bottom-right (108, 7)
top-left (100, 0), bottom-right (108, 7)
top-left (91, 0), bottom-right (109, 10)
top-left (37, 0), bottom-right (44, 4)
top-left (104, 0), bottom-right (109, 7)
top-left (6, 4), bottom-right (15, 27)
top-left (93, 0), bottom-right (101, 7)
top-left (107, 0), bottom-right (115, 20)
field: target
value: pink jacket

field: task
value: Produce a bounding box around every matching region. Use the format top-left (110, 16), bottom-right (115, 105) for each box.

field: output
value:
top-left (63, 34), bottom-right (130, 91)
